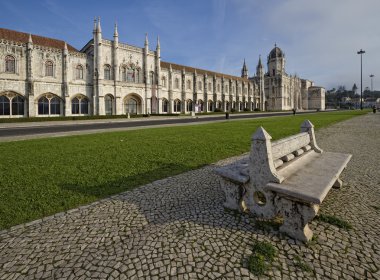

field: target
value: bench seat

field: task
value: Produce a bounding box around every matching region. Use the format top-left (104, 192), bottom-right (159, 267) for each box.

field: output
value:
top-left (215, 158), bottom-right (249, 184)
top-left (265, 151), bottom-right (352, 204)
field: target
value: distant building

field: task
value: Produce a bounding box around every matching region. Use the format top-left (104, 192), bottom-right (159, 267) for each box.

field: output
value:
top-left (0, 20), bottom-right (325, 118)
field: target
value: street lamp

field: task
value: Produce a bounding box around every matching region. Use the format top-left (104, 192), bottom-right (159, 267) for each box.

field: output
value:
top-left (370, 74), bottom-right (374, 92)
top-left (357, 49), bottom-right (365, 110)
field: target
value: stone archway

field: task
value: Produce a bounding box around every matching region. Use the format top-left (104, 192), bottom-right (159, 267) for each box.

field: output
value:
top-left (124, 93), bottom-right (143, 115)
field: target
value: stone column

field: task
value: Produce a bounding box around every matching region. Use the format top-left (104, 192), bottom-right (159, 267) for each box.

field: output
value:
top-left (26, 34), bottom-right (35, 117)
top-left (168, 64), bottom-right (173, 113)
top-left (181, 68), bottom-right (186, 113)
top-left (204, 73), bottom-right (208, 112)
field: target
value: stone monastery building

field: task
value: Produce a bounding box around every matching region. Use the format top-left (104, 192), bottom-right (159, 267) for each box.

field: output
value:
top-left (0, 19), bottom-right (325, 118)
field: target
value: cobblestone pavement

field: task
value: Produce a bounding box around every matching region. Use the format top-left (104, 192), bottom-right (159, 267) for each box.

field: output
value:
top-left (0, 113), bottom-right (379, 279)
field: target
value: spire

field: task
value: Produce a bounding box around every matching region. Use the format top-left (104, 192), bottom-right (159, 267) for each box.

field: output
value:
top-left (241, 58), bottom-right (248, 79)
top-left (63, 41), bottom-right (68, 55)
top-left (258, 55), bottom-right (262, 67)
top-left (93, 17), bottom-right (97, 32)
top-left (156, 35), bottom-right (160, 50)
top-left (97, 16), bottom-right (102, 33)
top-left (113, 22), bottom-right (118, 37)
top-left (28, 33), bottom-right (33, 44)
top-left (145, 33), bottom-right (149, 47)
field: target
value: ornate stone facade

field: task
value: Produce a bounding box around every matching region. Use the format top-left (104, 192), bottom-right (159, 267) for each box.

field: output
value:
top-left (0, 20), bottom-right (325, 118)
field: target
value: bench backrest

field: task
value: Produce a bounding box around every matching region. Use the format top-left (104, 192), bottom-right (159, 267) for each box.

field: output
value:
top-left (249, 120), bottom-right (323, 187)
top-left (271, 132), bottom-right (310, 162)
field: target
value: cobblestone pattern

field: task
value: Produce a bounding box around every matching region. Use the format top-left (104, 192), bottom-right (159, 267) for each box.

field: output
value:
top-left (0, 113), bottom-right (379, 279)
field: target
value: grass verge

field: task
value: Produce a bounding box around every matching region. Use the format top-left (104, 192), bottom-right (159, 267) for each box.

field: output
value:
top-left (0, 110), bottom-right (366, 229)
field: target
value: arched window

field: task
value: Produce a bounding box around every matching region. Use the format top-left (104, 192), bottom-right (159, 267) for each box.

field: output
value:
top-left (174, 78), bottom-right (179, 89)
top-left (105, 95), bottom-right (114, 115)
top-left (11, 95), bottom-right (24, 115)
top-left (121, 66), bottom-right (127, 81)
top-left (135, 68), bottom-right (141, 83)
top-left (208, 100), bottom-right (213, 111)
top-left (187, 99), bottom-right (193, 112)
top-left (208, 82), bottom-right (212, 91)
top-left (76, 65), bottom-right (83, 79)
top-left (150, 71), bottom-right (155, 85)
top-left (50, 97), bottom-right (60, 114)
top-left (104, 65), bottom-right (111, 80)
top-left (187, 80), bottom-right (191, 90)
top-left (38, 96), bottom-right (49, 115)
top-left (38, 95), bottom-right (61, 115)
top-left (173, 99), bottom-right (181, 113)
top-left (239, 102), bottom-right (243, 111)
top-left (0, 95), bottom-right (10, 115)
top-left (127, 67), bottom-right (134, 82)
top-left (161, 76), bottom-right (166, 87)
top-left (162, 98), bottom-right (168, 113)
top-left (198, 81), bottom-right (202, 91)
top-left (45, 61), bottom-right (54, 77)
top-left (72, 96), bottom-right (89, 114)
top-left (217, 84), bottom-right (220, 92)
top-left (5, 55), bottom-right (15, 73)
top-left (226, 101), bottom-right (230, 111)
top-left (232, 86), bottom-right (235, 94)
top-left (225, 85), bottom-right (229, 94)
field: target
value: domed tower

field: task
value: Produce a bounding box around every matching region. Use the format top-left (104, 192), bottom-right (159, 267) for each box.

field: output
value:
top-left (267, 44), bottom-right (285, 77)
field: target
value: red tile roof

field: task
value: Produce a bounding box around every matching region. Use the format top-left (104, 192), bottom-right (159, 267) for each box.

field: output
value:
top-left (161, 61), bottom-right (249, 82)
top-left (0, 28), bottom-right (78, 52)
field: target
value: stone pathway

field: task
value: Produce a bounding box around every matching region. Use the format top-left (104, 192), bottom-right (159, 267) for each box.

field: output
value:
top-left (0, 113), bottom-right (379, 279)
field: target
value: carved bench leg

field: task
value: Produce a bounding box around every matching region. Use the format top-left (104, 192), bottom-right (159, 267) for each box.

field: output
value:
top-left (333, 177), bottom-right (343, 189)
top-left (220, 179), bottom-right (244, 211)
top-left (277, 197), bottom-right (320, 242)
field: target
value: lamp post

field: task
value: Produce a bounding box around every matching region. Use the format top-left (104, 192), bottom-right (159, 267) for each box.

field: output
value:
top-left (357, 49), bottom-right (365, 110)
top-left (370, 74), bottom-right (374, 92)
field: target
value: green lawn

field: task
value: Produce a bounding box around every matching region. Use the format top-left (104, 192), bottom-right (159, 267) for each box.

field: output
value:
top-left (0, 110), bottom-right (367, 230)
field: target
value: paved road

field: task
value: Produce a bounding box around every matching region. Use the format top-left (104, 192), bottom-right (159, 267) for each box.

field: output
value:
top-left (0, 113), bottom-right (378, 279)
top-left (0, 111), bottom-right (317, 140)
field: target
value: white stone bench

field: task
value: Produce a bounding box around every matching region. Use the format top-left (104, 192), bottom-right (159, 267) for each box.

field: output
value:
top-left (215, 120), bottom-right (352, 242)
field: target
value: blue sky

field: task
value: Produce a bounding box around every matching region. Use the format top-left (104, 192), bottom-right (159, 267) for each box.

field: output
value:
top-left (1, 0), bottom-right (379, 91)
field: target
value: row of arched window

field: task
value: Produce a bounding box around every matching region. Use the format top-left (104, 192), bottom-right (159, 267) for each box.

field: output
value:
top-left (160, 75), bottom-right (251, 95)
top-left (4, 55), bottom-right (86, 80)
top-left (0, 94), bottom-right (90, 116)
top-left (160, 99), bottom-right (229, 113)
top-left (103, 65), bottom-right (144, 83)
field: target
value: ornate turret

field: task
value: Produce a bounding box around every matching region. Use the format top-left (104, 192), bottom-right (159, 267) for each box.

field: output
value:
top-left (113, 23), bottom-right (118, 42)
top-left (144, 33), bottom-right (149, 48)
top-left (241, 59), bottom-right (248, 79)
top-left (156, 35), bottom-right (160, 51)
